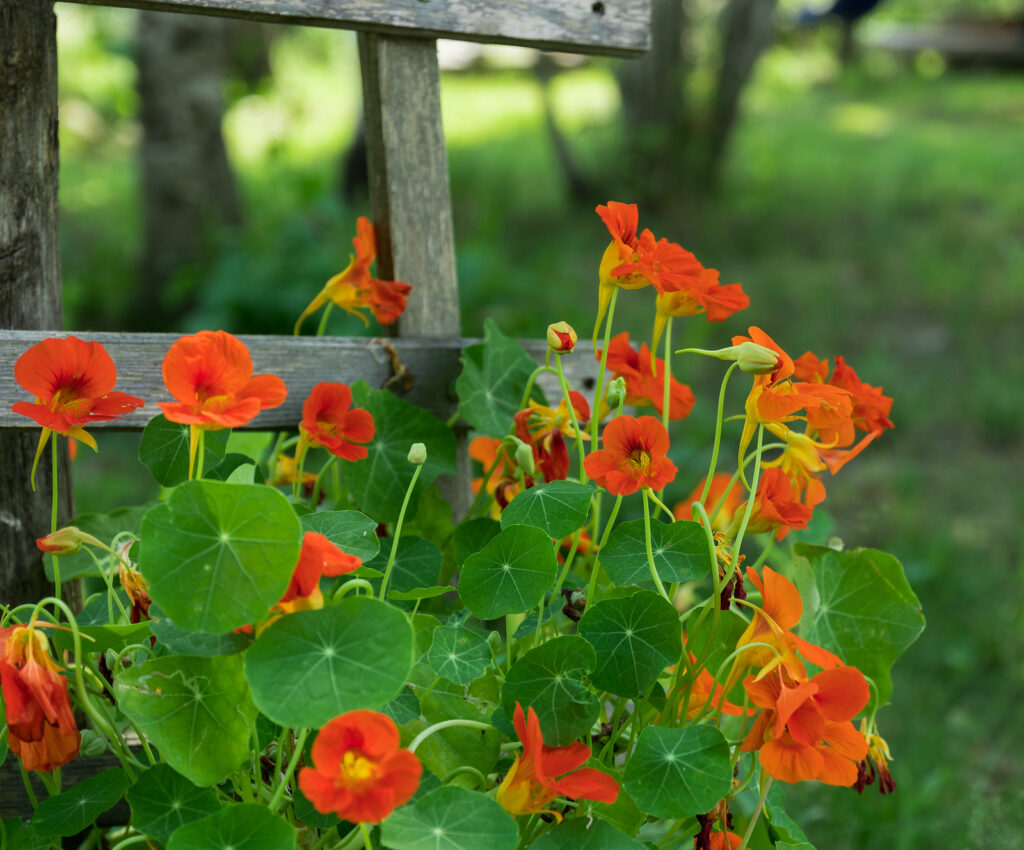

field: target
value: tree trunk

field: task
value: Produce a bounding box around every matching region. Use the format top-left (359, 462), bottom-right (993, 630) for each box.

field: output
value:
top-left (133, 11), bottom-right (242, 330)
top-left (0, 0), bottom-right (77, 609)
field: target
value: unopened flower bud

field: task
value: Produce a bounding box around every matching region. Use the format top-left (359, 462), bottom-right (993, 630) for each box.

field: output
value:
top-left (407, 442), bottom-right (427, 465)
top-left (731, 341), bottom-right (779, 374)
top-left (546, 321), bottom-right (578, 354)
top-left (514, 442), bottom-right (536, 476)
top-left (36, 526), bottom-right (104, 556)
top-left (606, 377), bottom-right (628, 410)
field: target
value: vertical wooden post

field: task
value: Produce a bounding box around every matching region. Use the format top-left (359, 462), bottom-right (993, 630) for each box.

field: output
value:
top-left (358, 33), bottom-right (470, 516)
top-left (0, 0), bottom-right (76, 607)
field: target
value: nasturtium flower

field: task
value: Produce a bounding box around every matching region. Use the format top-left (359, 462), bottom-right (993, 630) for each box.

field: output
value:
top-left (278, 532), bottom-right (361, 613)
top-left (294, 217), bottom-right (412, 333)
top-left (496, 703), bottom-right (618, 819)
top-left (733, 468), bottom-right (817, 541)
top-left (546, 321), bottom-right (578, 353)
top-left (12, 336), bottom-right (144, 487)
top-left (599, 333), bottom-right (696, 421)
top-left (513, 392), bottom-right (590, 482)
top-left (298, 710), bottom-right (421, 824)
top-left (694, 830), bottom-right (743, 850)
top-left (119, 562), bottom-right (153, 624)
top-left (652, 266), bottom-right (750, 352)
top-left (159, 330), bottom-right (286, 428)
top-left (299, 382), bottom-right (375, 462)
top-left (469, 436), bottom-right (532, 517)
top-left (584, 415), bottom-right (677, 496)
top-left (0, 624), bottom-right (80, 773)
top-left (675, 473), bottom-right (743, 532)
top-left (855, 719), bottom-right (897, 794)
top-left (36, 526), bottom-right (104, 556)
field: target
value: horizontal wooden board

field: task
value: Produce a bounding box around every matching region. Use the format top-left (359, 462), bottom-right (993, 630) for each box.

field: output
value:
top-left (66, 0), bottom-right (650, 56)
top-left (0, 331), bottom-right (601, 430)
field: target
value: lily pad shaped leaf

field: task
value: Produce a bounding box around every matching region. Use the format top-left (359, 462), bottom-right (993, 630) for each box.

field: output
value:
top-left (126, 764), bottom-right (221, 844)
top-left (794, 545), bottom-right (925, 705)
top-left (502, 635), bottom-right (599, 746)
top-left (139, 413), bottom-right (229, 488)
top-left (31, 768), bottom-right (129, 838)
top-left (578, 590), bottom-right (682, 698)
top-left (459, 524), bottom-right (557, 620)
top-left (428, 626), bottom-right (491, 685)
top-left (600, 519), bottom-right (711, 588)
top-left (166, 804), bottom-right (296, 850)
top-left (382, 785), bottom-right (519, 850)
top-left (244, 597), bottom-right (414, 728)
top-left (624, 726), bottom-right (732, 819)
top-left (114, 654), bottom-right (258, 787)
top-left (301, 510), bottom-right (380, 563)
top-left (139, 480), bottom-right (300, 634)
top-left (529, 817), bottom-right (646, 850)
top-left (500, 480), bottom-right (595, 539)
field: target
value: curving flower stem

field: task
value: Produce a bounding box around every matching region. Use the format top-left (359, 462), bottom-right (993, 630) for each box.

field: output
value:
top-left (311, 455), bottom-right (337, 508)
top-left (268, 727), bottom-right (309, 813)
top-left (50, 436), bottom-right (61, 610)
top-left (699, 362), bottom-right (740, 507)
top-left (661, 317), bottom-right (673, 437)
top-left (586, 493), bottom-right (623, 606)
top-left (589, 288), bottom-right (620, 453)
top-left (642, 489), bottom-right (671, 602)
top-left (407, 718), bottom-right (492, 754)
top-left (555, 353), bottom-right (587, 482)
top-left (518, 365), bottom-right (554, 412)
top-left (737, 775), bottom-right (773, 850)
top-left (378, 461), bottom-right (423, 601)
top-left (646, 490), bottom-right (676, 523)
top-left (317, 302), bottom-right (335, 337)
top-left (728, 425), bottom-right (766, 586)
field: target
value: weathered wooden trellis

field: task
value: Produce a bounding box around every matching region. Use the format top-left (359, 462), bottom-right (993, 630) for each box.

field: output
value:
top-left (0, 0), bottom-right (650, 611)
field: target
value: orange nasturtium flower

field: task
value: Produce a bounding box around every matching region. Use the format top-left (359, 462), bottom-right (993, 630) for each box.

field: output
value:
top-left (513, 392), bottom-right (590, 482)
top-left (675, 473), bottom-right (743, 532)
top-left (12, 336), bottom-right (144, 488)
top-left (0, 624), bottom-right (81, 773)
top-left (298, 710), bottom-right (421, 823)
top-left (652, 266), bottom-right (750, 353)
top-left (599, 333), bottom-right (696, 421)
top-left (496, 703), bottom-right (619, 819)
top-left (294, 217), bottom-right (412, 333)
top-left (299, 382), bottom-right (376, 462)
top-left (584, 415), bottom-right (677, 496)
top-left (733, 467), bottom-right (817, 541)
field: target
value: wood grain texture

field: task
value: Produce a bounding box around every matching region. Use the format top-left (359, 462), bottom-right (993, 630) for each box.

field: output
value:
top-left (0, 332), bottom-right (601, 428)
top-left (359, 33), bottom-right (460, 339)
top-left (65, 0), bottom-right (651, 56)
top-left (0, 0), bottom-right (76, 608)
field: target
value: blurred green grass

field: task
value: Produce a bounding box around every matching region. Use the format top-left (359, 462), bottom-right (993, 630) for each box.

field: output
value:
top-left (54, 7), bottom-right (1024, 848)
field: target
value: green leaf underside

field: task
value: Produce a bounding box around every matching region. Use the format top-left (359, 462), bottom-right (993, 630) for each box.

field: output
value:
top-left (346, 382), bottom-right (456, 523)
top-left (50, 621), bottom-right (152, 658)
top-left (623, 725), bottom-right (732, 819)
top-left (459, 524), bottom-right (558, 619)
top-left (30, 768), bottom-right (129, 838)
top-left (499, 480), bottom-right (595, 539)
top-left (529, 817), bottom-right (646, 850)
top-left (244, 597), bottom-right (413, 728)
top-left (578, 590), bottom-right (683, 698)
top-left (139, 480), bottom-right (300, 634)
top-left (428, 626), bottom-right (492, 685)
top-left (600, 519), bottom-right (711, 588)
top-left (502, 635), bottom-right (599, 746)
top-left (126, 764), bottom-right (221, 843)
top-left (794, 545), bottom-right (925, 705)
top-left (456, 318), bottom-right (545, 438)
top-left (114, 654), bottom-right (257, 787)
top-left (147, 604), bottom-right (252, 657)
top-left (138, 414), bottom-right (229, 488)
top-left (382, 786), bottom-right (519, 850)
top-left (165, 804), bottom-right (296, 850)
top-left (300, 509), bottom-right (380, 562)
top-left (43, 504), bottom-right (148, 580)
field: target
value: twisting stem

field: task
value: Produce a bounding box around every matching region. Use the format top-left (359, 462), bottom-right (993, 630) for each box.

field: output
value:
top-left (379, 461), bottom-right (423, 601)
top-left (700, 362), bottom-right (740, 506)
top-left (268, 727), bottom-right (309, 812)
top-left (556, 353), bottom-right (587, 482)
top-left (737, 776), bottom-right (773, 850)
top-left (642, 489), bottom-right (671, 602)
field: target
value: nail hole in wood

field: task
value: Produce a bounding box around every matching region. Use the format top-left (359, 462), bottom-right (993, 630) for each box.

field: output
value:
top-left (592, 2), bottom-right (606, 15)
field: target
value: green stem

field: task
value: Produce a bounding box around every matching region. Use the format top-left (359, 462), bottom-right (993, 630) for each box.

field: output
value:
top-left (407, 719), bottom-right (492, 754)
top-left (379, 462), bottom-right (423, 600)
top-left (555, 354), bottom-right (588, 481)
top-left (18, 762), bottom-right (40, 808)
top-left (316, 302), bottom-right (335, 336)
top-left (358, 822), bottom-right (374, 850)
top-left (83, 547), bottom-right (130, 623)
top-left (586, 494), bottom-right (622, 605)
top-left (195, 428), bottom-right (206, 480)
top-left (737, 776), bottom-right (773, 850)
top-left (647, 489), bottom-right (676, 522)
top-left (750, 539), bottom-right (775, 571)
top-left (268, 727), bottom-right (309, 813)
top-left (466, 453), bottom-right (503, 520)
top-left (505, 614), bottom-right (514, 674)
top-left (642, 489), bottom-right (670, 602)
top-left (730, 426), bottom-right (766, 584)
top-left (311, 456), bottom-right (337, 508)
top-left (589, 288), bottom-right (620, 453)
top-left (188, 424), bottom-right (199, 481)
top-left (518, 366), bottom-right (554, 412)
top-left (661, 317), bottom-right (673, 436)
top-left (445, 410), bottom-right (460, 428)
top-left (50, 436), bottom-right (61, 610)
top-left (699, 362), bottom-right (740, 507)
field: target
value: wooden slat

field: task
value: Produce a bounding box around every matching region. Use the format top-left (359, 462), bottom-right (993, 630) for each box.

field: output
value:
top-left (65, 0), bottom-right (650, 57)
top-left (0, 331), bottom-right (601, 429)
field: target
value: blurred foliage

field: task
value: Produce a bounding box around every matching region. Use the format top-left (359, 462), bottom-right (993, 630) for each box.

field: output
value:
top-left (51, 4), bottom-right (1024, 849)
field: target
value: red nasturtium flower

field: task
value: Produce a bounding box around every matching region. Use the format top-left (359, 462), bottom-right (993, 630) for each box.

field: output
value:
top-left (585, 415), bottom-right (677, 496)
top-left (12, 336), bottom-right (144, 487)
top-left (159, 330), bottom-right (287, 428)
top-left (0, 624), bottom-right (81, 773)
top-left (734, 468), bottom-right (817, 541)
top-left (652, 266), bottom-right (750, 352)
top-left (496, 703), bottom-right (619, 819)
top-left (599, 333), bottom-right (696, 421)
top-left (299, 382), bottom-right (376, 462)
top-left (294, 217), bottom-right (412, 333)
top-left (298, 710), bottom-right (421, 823)
top-left (675, 473), bottom-right (743, 532)
top-left (513, 393), bottom-right (590, 482)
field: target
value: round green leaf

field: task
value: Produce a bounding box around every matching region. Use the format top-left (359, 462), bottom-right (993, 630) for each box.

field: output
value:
top-left (382, 786), bottom-right (519, 850)
top-left (139, 414), bottom-right (229, 487)
top-left (601, 519), bottom-right (711, 588)
top-left (139, 480), bottom-right (301, 633)
top-left (114, 654), bottom-right (257, 787)
top-left (499, 480), bottom-right (595, 539)
top-left (529, 817), bottom-right (645, 850)
top-left (459, 524), bottom-right (557, 619)
top-left (244, 597), bottom-right (413, 727)
top-left (501, 635), bottom-right (599, 746)
top-left (453, 518), bottom-right (500, 568)
top-left (166, 804), bottom-right (295, 850)
top-left (301, 509), bottom-right (381, 562)
top-left (624, 726), bottom-right (732, 818)
top-left (428, 626), bottom-right (491, 685)
top-left (126, 764), bottom-right (222, 843)
top-left (31, 768), bottom-right (129, 837)
top-left (578, 590), bottom-right (682, 697)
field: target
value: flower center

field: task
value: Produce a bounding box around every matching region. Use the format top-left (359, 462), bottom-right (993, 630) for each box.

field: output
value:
top-left (626, 447), bottom-right (652, 472)
top-left (337, 750), bottom-right (379, 791)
